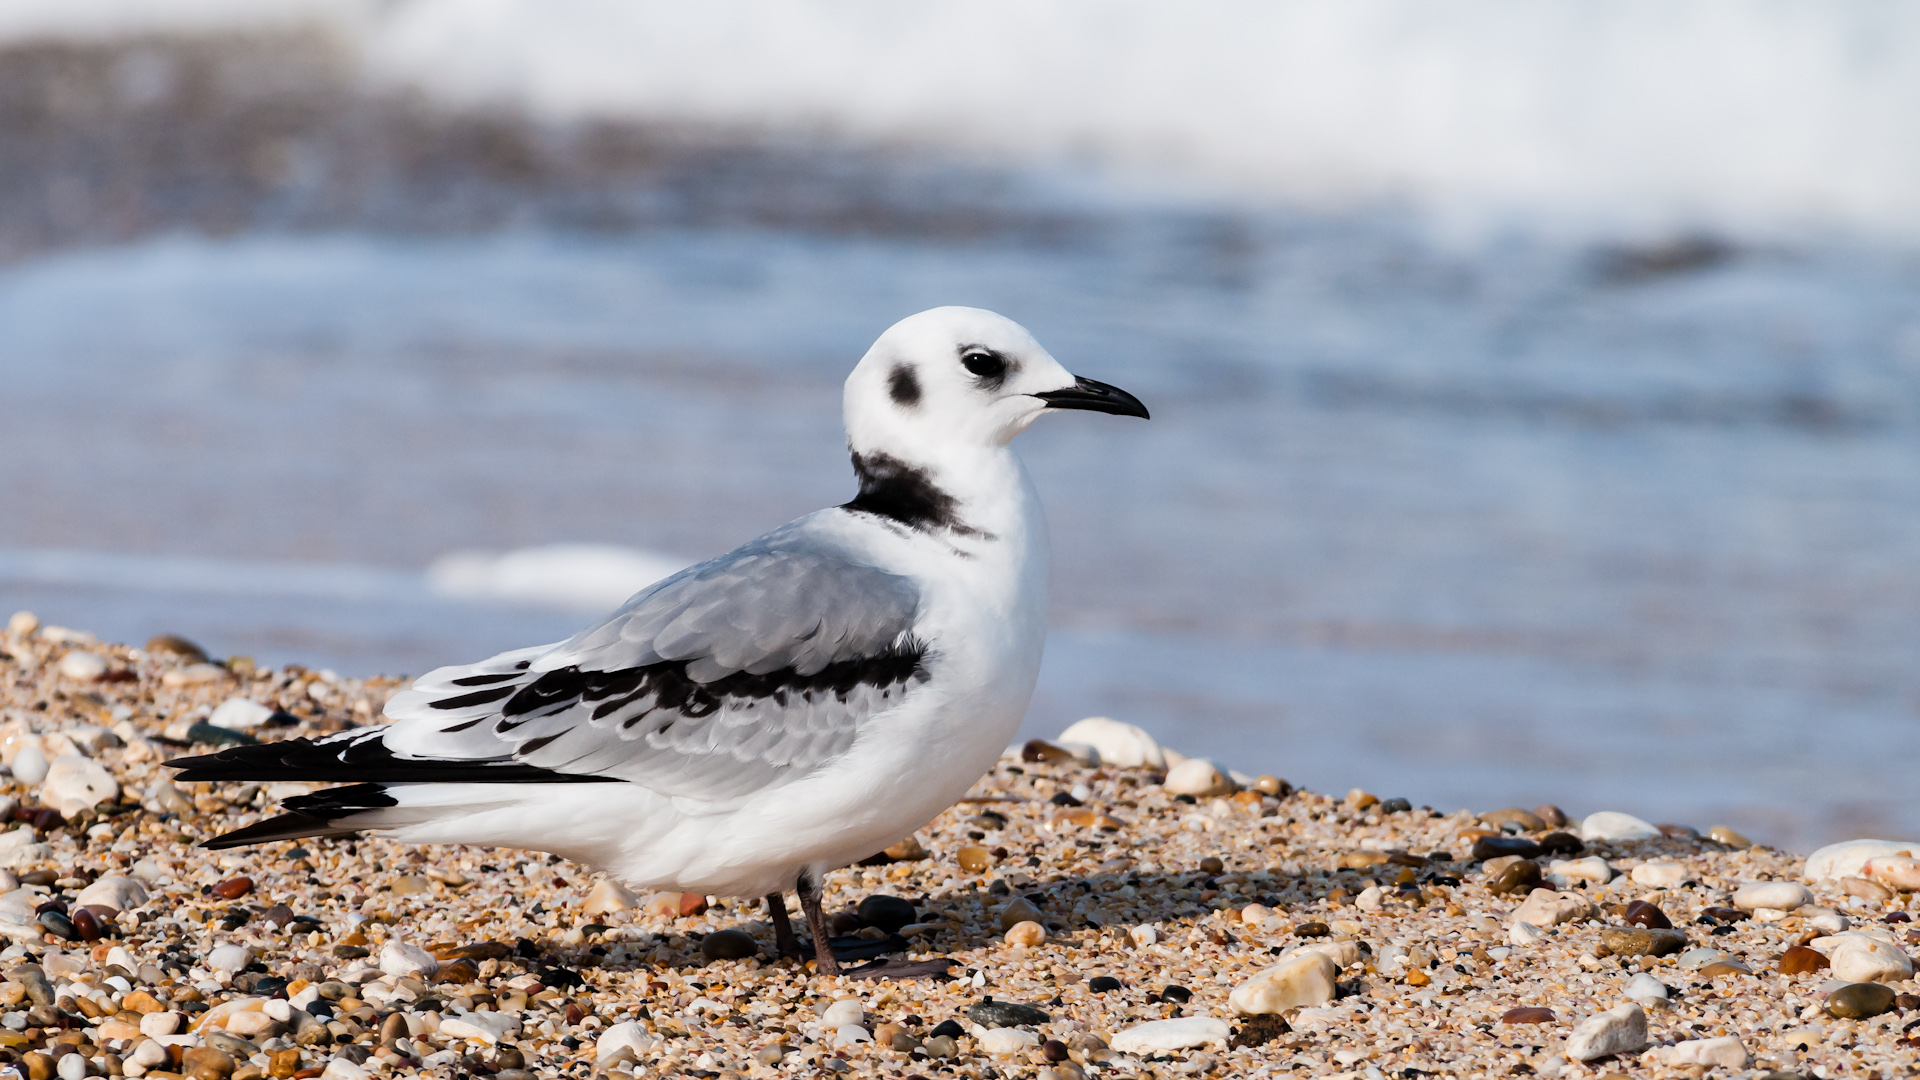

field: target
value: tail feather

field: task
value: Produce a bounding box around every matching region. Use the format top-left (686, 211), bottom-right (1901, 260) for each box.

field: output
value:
top-left (201, 782), bottom-right (399, 849)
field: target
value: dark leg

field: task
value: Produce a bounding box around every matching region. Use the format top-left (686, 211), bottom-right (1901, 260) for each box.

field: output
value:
top-left (794, 870), bottom-right (841, 976)
top-left (765, 892), bottom-right (800, 960)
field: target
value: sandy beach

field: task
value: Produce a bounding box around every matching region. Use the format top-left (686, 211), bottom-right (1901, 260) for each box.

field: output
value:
top-left (0, 614), bottom-right (1912, 1079)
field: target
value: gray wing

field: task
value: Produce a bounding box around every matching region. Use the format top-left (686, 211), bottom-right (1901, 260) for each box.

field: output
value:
top-left (381, 519), bottom-right (927, 799)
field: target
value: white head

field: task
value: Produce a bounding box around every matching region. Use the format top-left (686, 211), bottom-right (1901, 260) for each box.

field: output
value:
top-left (843, 306), bottom-right (1147, 458)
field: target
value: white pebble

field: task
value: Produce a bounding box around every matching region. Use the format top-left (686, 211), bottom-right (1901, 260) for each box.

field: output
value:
top-left (1130, 924), bottom-right (1159, 947)
top-left (1630, 861), bottom-right (1688, 887)
top-left (140, 1012), bottom-right (182, 1037)
top-left (595, 1021), bottom-right (658, 1062)
top-left (1564, 1002), bottom-right (1648, 1061)
top-left (1110, 1016), bottom-right (1231, 1053)
top-left (206, 945), bottom-right (251, 972)
top-left (57, 1051), bottom-right (86, 1080)
top-left (1162, 758), bottom-right (1236, 797)
top-left (76, 875), bottom-right (149, 914)
top-left (1732, 881), bottom-right (1814, 912)
top-left (1804, 839), bottom-right (1920, 882)
top-left (130, 1041), bottom-right (169, 1067)
top-left (208, 699), bottom-right (274, 732)
top-left (40, 755), bottom-right (119, 816)
top-left (1355, 885), bottom-right (1385, 911)
top-left (1055, 717), bottom-right (1165, 769)
top-left (1508, 920), bottom-right (1546, 946)
top-left (1229, 951), bottom-right (1337, 1014)
top-left (832, 1025), bottom-right (871, 1047)
top-left (1625, 972), bottom-right (1669, 1007)
top-left (1643, 1035), bottom-right (1748, 1069)
top-left (9, 746), bottom-right (47, 787)
top-left (820, 998), bottom-right (864, 1028)
top-left (973, 1028), bottom-right (1041, 1055)
top-left (1548, 856), bottom-right (1613, 885)
top-left (56, 652), bottom-right (107, 681)
top-left (378, 940), bottom-right (439, 978)
top-left (1579, 811), bottom-right (1659, 842)
top-left (5, 612), bottom-right (37, 637)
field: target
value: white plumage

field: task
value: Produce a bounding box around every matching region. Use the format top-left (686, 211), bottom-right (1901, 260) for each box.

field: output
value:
top-left (170, 305), bottom-right (1147, 974)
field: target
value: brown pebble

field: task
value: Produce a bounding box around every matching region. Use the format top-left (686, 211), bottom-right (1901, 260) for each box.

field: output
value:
top-left (1041, 1038), bottom-right (1070, 1062)
top-left (70, 908), bottom-right (102, 942)
top-left (1532, 804), bottom-right (1568, 828)
top-left (182, 1047), bottom-right (236, 1080)
top-left (378, 1013), bottom-right (408, 1046)
top-left (1622, 900), bottom-right (1672, 930)
top-left (1293, 921), bottom-right (1330, 937)
top-left (1697, 961), bottom-right (1752, 977)
top-left (1501, 1007), bottom-right (1556, 1024)
top-left (1004, 921), bottom-right (1047, 947)
top-left (1702, 906), bottom-right (1748, 923)
top-left (1021, 739), bottom-right (1074, 763)
top-left (1198, 856), bottom-right (1225, 875)
top-left (1488, 860), bottom-right (1543, 896)
top-left (430, 941), bottom-right (513, 963)
top-left (211, 877), bottom-right (254, 900)
top-left (700, 929), bottom-right (759, 961)
top-left (433, 960), bottom-right (478, 983)
top-left (20, 1052), bottom-right (51, 1080)
top-left (268, 1049), bottom-right (301, 1079)
top-left (145, 634), bottom-right (210, 662)
top-left (957, 847), bottom-right (993, 873)
top-left (1778, 945), bottom-right (1830, 975)
top-left (1599, 927), bottom-right (1687, 957)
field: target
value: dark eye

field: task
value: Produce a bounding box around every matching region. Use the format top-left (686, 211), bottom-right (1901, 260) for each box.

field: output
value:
top-left (961, 349), bottom-right (1008, 383)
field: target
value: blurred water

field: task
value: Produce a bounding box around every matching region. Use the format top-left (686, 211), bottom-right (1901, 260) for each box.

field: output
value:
top-left (3, 215), bottom-right (1918, 850)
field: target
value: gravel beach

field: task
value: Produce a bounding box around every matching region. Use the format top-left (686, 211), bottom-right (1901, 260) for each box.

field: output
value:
top-left (0, 613), bottom-right (1915, 1079)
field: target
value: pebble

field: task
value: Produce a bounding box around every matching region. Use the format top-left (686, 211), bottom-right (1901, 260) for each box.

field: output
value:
top-left (699, 929), bottom-right (758, 960)
top-left (580, 878), bottom-right (637, 916)
top-left (6, 612), bottom-right (37, 636)
top-left (1822, 932), bottom-right (1914, 982)
top-left (1547, 856), bottom-right (1611, 885)
top-left (1227, 951), bottom-right (1337, 1014)
top-left (957, 846), bottom-right (993, 873)
top-left (1677, 947), bottom-right (1731, 969)
top-left (1629, 860), bottom-right (1688, 887)
top-left (182, 1047), bottom-right (236, 1080)
top-left (1004, 921), bottom-right (1046, 947)
top-left (1862, 855), bottom-right (1920, 891)
top-left (377, 941), bottom-right (438, 978)
top-left (1162, 758), bottom-right (1236, 797)
top-left (207, 699), bottom-right (274, 731)
top-left (1055, 717), bottom-right (1165, 769)
top-left (1108, 1016), bottom-right (1231, 1053)
top-left (1803, 838), bottom-right (1920, 882)
top-left (1777, 945), bottom-right (1830, 974)
top-left (141, 1011), bottom-right (183, 1037)
top-left (145, 633), bottom-right (209, 662)
top-left (1563, 1002), bottom-right (1648, 1062)
top-left (1707, 824), bottom-right (1751, 847)
top-left (1697, 959), bottom-right (1752, 976)
top-left (1252, 775), bottom-right (1289, 797)
top-left (1510, 889), bottom-right (1598, 927)
top-left (967, 999), bottom-right (1048, 1028)
top-left (39, 755), bottom-right (118, 816)
top-left (856, 894), bottom-right (916, 931)
top-left (997, 896), bottom-right (1043, 931)
top-left (207, 944), bottom-right (251, 972)
top-left (1129, 924), bottom-right (1158, 947)
top-left (1600, 927), bottom-right (1687, 957)
top-left (8, 745), bottom-right (47, 786)
top-left (1500, 1007), bottom-right (1555, 1024)
top-left (1579, 811), bottom-right (1659, 842)
top-left (1826, 981), bottom-right (1896, 1018)
top-left (1733, 881), bottom-right (1813, 912)
top-left (55, 652), bottom-right (107, 681)
top-left (1644, 1035), bottom-right (1749, 1068)
top-left (1508, 920), bottom-right (1546, 946)
top-left (211, 876), bottom-right (254, 899)
top-left (1488, 859), bottom-right (1543, 896)
top-left (1471, 835), bottom-right (1541, 861)
top-left (1480, 808), bottom-right (1545, 832)
top-left (1840, 875), bottom-right (1896, 902)
top-left (974, 1027), bottom-right (1040, 1055)
top-left (1624, 972), bottom-right (1669, 1007)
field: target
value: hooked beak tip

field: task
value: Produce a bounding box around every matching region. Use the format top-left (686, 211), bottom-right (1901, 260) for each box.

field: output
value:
top-left (1033, 375), bottom-right (1150, 419)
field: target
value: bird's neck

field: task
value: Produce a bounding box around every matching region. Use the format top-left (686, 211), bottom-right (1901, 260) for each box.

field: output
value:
top-left (843, 444), bottom-right (1036, 543)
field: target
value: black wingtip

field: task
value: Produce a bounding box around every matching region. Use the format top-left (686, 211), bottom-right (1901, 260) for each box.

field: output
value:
top-left (200, 811), bottom-right (356, 850)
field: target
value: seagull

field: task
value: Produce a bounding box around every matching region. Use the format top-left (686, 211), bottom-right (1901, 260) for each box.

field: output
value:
top-left (168, 306), bottom-right (1147, 978)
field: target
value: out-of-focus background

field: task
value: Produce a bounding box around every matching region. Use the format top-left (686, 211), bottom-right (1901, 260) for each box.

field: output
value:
top-left (3, 0), bottom-right (1918, 850)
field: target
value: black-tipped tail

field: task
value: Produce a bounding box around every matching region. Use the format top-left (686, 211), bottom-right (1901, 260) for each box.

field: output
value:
top-left (200, 783), bottom-right (397, 850)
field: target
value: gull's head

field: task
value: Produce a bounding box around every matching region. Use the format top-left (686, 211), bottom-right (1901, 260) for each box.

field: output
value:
top-left (844, 306), bottom-right (1147, 456)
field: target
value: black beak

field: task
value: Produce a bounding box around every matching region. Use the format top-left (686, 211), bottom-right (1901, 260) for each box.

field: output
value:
top-left (1033, 375), bottom-right (1150, 419)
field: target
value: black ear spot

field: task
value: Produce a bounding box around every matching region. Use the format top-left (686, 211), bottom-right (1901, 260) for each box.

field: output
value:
top-left (888, 364), bottom-right (921, 407)
top-left (960, 347), bottom-right (1010, 389)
